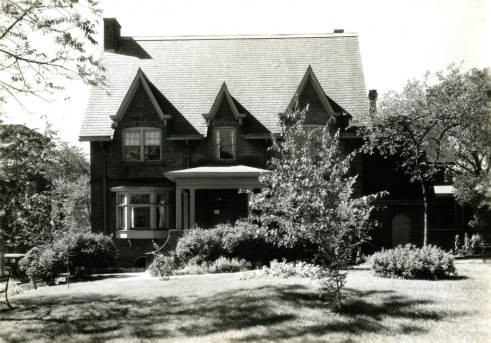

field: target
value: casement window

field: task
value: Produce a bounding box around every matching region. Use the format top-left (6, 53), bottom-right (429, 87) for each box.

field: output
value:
top-left (123, 128), bottom-right (161, 162)
top-left (116, 191), bottom-right (169, 230)
top-left (216, 127), bottom-right (236, 160)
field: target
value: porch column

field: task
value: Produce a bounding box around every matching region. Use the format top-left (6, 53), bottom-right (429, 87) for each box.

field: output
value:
top-left (183, 191), bottom-right (189, 229)
top-left (176, 186), bottom-right (182, 230)
top-left (189, 188), bottom-right (196, 228)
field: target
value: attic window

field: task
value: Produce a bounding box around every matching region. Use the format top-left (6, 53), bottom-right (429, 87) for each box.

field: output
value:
top-left (216, 127), bottom-right (236, 160)
top-left (123, 128), bottom-right (161, 162)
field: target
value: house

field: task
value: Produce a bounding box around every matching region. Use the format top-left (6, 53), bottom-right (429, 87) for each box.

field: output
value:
top-left (80, 18), bottom-right (469, 265)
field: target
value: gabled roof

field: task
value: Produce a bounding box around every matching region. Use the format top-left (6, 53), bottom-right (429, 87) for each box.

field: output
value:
top-left (110, 68), bottom-right (171, 127)
top-left (203, 82), bottom-right (246, 124)
top-left (80, 32), bottom-right (368, 140)
top-left (289, 65), bottom-right (336, 116)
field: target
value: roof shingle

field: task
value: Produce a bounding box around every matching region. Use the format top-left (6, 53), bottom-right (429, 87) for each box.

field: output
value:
top-left (80, 33), bottom-right (368, 140)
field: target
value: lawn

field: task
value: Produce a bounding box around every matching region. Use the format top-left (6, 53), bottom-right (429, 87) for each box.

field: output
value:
top-left (0, 259), bottom-right (489, 343)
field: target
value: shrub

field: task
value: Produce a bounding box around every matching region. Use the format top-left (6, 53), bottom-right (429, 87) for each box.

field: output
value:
top-left (147, 253), bottom-right (180, 279)
top-left (369, 244), bottom-right (456, 280)
top-left (53, 231), bottom-right (118, 278)
top-left (19, 232), bottom-right (118, 284)
top-left (175, 226), bottom-right (227, 263)
top-left (173, 258), bottom-right (213, 275)
top-left (244, 259), bottom-right (328, 279)
top-left (210, 256), bottom-right (251, 273)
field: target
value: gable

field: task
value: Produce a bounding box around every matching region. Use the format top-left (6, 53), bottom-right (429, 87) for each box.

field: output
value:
top-left (121, 84), bottom-right (162, 123)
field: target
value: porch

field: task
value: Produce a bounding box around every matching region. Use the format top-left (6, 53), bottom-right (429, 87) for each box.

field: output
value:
top-left (165, 165), bottom-right (268, 229)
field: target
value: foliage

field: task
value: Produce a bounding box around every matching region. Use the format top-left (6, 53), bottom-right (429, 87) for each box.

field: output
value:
top-left (0, 124), bottom-right (57, 250)
top-left (443, 68), bottom-right (491, 231)
top-left (175, 221), bottom-right (315, 266)
top-left (0, 125), bottom-right (90, 250)
top-left (365, 66), bottom-right (490, 245)
top-left (53, 231), bottom-right (117, 278)
top-left (173, 258), bottom-right (213, 276)
top-left (454, 233), bottom-right (482, 256)
top-left (369, 244), bottom-right (456, 280)
top-left (0, 0), bottom-right (105, 106)
top-left (210, 256), bottom-right (251, 273)
top-left (19, 231), bottom-right (117, 283)
top-left (147, 253), bottom-right (180, 279)
top-left (245, 259), bottom-right (329, 279)
top-left (175, 226), bottom-right (227, 264)
top-left (249, 109), bottom-right (382, 308)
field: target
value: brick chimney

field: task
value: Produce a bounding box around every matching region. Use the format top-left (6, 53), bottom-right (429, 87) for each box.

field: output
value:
top-left (368, 89), bottom-right (378, 118)
top-left (103, 18), bottom-right (121, 51)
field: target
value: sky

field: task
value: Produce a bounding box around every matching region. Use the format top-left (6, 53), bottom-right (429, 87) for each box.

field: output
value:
top-left (3, 0), bottom-right (490, 154)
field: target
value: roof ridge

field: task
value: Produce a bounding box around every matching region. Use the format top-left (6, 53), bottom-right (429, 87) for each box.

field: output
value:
top-left (120, 32), bottom-right (358, 42)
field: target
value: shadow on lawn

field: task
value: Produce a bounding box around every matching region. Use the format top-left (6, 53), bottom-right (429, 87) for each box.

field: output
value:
top-left (0, 284), bottom-right (466, 342)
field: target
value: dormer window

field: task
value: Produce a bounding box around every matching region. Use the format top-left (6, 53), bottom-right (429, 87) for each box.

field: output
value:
top-left (216, 127), bottom-right (236, 160)
top-left (123, 128), bottom-right (161, 162)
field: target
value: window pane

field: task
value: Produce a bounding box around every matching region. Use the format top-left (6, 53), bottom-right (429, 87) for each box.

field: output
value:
top-left (220, 144), bottom-right (234, 159)
top-left (144, 130), bottom-right (161, 161)
top-left (144, 130), bottom-right (160, 145)
top-left (144, 146), bottom-right (160, 161)
top-left (124, 146), bottom-right (140, 162)
top-left (130, 194), bottom-right (150, 204)
top-left (124, 131), bottom-right (140, 146)
top-left (132, 207), bottom-right (150, 229)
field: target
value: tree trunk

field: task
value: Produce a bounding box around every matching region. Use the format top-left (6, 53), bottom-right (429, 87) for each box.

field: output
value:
top-left (420, 180), bottom-right (429, 246)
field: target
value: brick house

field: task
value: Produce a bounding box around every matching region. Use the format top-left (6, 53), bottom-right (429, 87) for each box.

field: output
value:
top-left (80, 19), bottom-right (469, 265)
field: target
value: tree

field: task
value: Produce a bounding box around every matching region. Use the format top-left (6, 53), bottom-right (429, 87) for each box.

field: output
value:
top-left (0, 0), bottom-right (104, 107)
top-left (0, 124), bottom-right (90, 251)
top-left (442, 68), bottom-right (490, 232)
top-left (0, 124), bottom-right (57, 250)
top-left (249, 109), bottom-right (382, 309)
top-left (365, 66), bottom-right (489, 246)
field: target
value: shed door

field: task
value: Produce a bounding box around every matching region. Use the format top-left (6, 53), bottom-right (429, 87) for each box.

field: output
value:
top-left (392, 213), bottom-right (411, 246)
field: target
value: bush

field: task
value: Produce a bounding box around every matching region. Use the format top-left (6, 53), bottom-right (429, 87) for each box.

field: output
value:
top-left (369, 244), bottom-right (456, 280)
top-left (210, 256), bottom-right (251, 273)
top-left (147, 253), bottom-right (180, 279)
top-left (175, 226), bottom-right (227, 263)
top-left (53, 231), bottom-right (118, 278)
top-left (173, 258), bottom-right (213, 275)
top-left (175, 220), bottom-right (316, 266)
top-left (19, 232), bottom-right (118, 284)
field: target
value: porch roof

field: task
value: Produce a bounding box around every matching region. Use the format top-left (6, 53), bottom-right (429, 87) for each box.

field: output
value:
top-left (164, 165), bottom-right (269, 181)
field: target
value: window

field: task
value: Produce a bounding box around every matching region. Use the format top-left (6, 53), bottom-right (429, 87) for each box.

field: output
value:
top-left (216, 128), bottom-right (236, 160)
top-left (116, 191), bottom-right (169, 230)
top-left (123, 128), bottom-right (161, 162)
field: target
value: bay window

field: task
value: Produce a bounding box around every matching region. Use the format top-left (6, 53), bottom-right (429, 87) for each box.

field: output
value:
top-left (115, 190), bottom-right (169, 231)
top-left (123, 128), bottom-right (161, 162)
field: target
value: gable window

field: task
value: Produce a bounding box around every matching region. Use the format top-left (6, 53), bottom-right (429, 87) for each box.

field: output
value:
top-left (216, 127), bottom-right (236, 160)
top-left (123, 128), bottom-right (161, 162)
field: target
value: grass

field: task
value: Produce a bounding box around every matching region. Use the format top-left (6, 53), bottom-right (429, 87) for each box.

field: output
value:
top-left (0, 259), bottom-right (489, 342)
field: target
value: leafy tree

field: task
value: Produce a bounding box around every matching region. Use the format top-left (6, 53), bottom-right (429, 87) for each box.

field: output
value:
top-left (249, 109), bottom-right (382, 309)
top-left (366, 66), bottom-right (490, 245)
top-left (0, 124), bottom-right (90, 251)
top-left (0, 124), bottom-right (57, 250)
top-left (0, 0), bottom-right (104, 106)
top-left (443, 68), bottom-right (490, 232)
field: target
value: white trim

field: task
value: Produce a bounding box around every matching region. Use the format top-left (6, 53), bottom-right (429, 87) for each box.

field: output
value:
top-left (120, 32), bottom-right (358, 41)
top-left (116, 230), bottom-right (167, 240)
